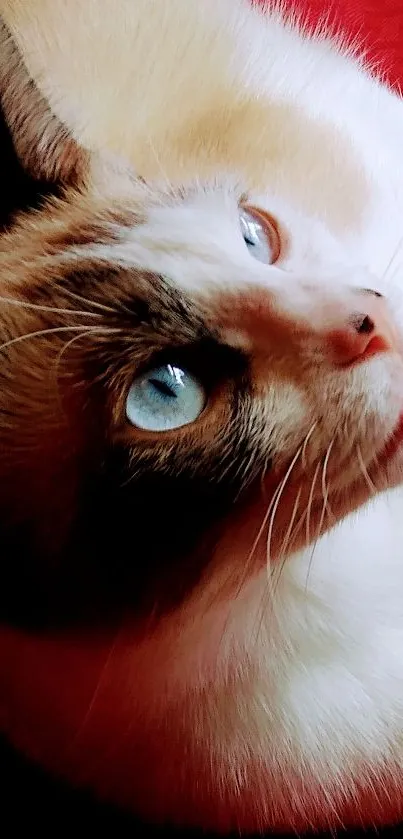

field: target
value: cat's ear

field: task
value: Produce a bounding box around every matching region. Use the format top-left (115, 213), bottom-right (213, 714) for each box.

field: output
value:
top-left (0, 18), bottom-right (89, 186)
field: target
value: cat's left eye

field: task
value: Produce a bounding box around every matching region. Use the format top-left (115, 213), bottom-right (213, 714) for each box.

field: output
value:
top-left (126, 363), bottom-right (206, 432)
top-left (240, 207), bottom-right (281, 264)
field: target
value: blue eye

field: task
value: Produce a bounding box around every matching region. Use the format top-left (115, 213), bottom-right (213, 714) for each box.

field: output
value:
top-left (240, 207), bottom-right (279, 264)
top-left (126, 363), bottom-right (206, 431)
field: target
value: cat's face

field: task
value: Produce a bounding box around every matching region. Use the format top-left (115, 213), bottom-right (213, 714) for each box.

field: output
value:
top-left (0, 167), bottom-right (402, 623)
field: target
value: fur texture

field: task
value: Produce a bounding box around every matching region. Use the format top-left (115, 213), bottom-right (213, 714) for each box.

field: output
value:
top-left (1, 0), bottom-right (403, 834)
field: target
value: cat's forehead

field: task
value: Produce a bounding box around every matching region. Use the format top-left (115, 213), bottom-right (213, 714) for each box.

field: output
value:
top-left (110, 99), bottom-right (370, 238)
top-left (4, 0), bottom-right (371, 239)
top-left (84, 106), bottom-right (371, 276)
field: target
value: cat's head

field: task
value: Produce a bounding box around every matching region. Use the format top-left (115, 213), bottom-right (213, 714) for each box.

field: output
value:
top-left (1, 12), bottom-right (402, 624)
top-left (1, 2), bottom-right (403, 832)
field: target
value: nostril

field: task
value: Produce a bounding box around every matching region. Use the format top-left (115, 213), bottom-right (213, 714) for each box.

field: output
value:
top-left (351, 313), bottom-right (375, 334)
top-left (321, 287), bottom-right (394, 366)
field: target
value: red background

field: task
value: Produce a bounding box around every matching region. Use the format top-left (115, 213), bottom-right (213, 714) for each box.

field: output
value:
top-left (268, 0), bottom-right (403, 90)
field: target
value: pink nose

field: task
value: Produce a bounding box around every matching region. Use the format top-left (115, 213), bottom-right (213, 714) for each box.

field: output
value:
top-left (327, 290), bottom-right (398, 366)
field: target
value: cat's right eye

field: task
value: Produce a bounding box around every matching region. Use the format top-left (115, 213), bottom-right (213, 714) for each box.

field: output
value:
top-left (240, 207), bottom-right (281, 265)
top-left (126, 363), bottom-right (206, 432)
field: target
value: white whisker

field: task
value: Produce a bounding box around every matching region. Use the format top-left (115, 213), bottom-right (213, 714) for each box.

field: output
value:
top-left (62, 287), bottom-right (118, 315)
top-left (266, 445), bottom-right (303, 571)
top-left (305, 460), bottom-right (321, 549)
top-left (0, 296), bottom-right (101, 318)
top-left (301, 421), bottom-right (318, 471)
top-left (279, 486), bottom-right (302, 560)
top-left (304, 440), bottom-right (334, 599)
top-left (321, 438), bottom-right (336, 523)
top-left (232, 477), bottom-right (285, 606)
top-left (250, 446), bottom-right (303, 643)
top-left (55, 326), bottom-right (120, 370)
top-left (356, 444), bottom-right (378, 495)
top-left (269, 485), bottom-right (303, 603)
top-left (0, 325), bottom-right (114, 353)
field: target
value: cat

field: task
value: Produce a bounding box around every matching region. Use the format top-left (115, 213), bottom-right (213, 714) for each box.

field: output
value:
top-left (1, 0), bottom-right (403, 834)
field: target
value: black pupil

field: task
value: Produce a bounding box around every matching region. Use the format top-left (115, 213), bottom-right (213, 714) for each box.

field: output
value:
top-left (149, 377), bottom-right (176, 398)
